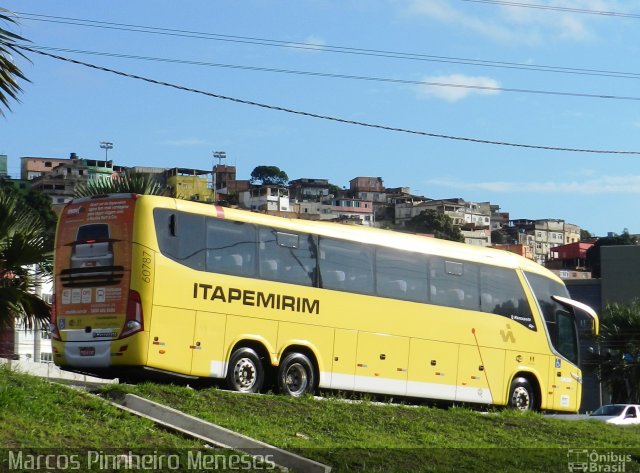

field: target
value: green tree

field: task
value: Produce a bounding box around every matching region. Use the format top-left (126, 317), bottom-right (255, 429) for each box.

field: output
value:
top-left (405, 210), bottom-right (464, 242)
top-left (0, 187), bottom-right (51, 329)
top-left (74, 172), bottom-right (164, 197)
top-left (586, 232), bottom-right (637, 277)
top-left (24, 188), bottom-right (58, 251)
top-left (328, 184), bottom-right (341, 196)
top-left (0, 8), bottom-right (29, 116)
top-left (598, 300), bottom-right (640, 404)
top-left (249, 166), bottom-right (289, 187)
top-left (491, 229), bottom-right (508, 245)
top-left (0, 180), bottom-right (58, 251)
top-left (580, 229), bottom-right (593, 241)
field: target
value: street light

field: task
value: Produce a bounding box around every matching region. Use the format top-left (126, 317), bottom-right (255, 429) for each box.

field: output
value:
top-left (212, 151), bottom-right (226, 204)
top-left (99, 141), bottom-right (113, 163)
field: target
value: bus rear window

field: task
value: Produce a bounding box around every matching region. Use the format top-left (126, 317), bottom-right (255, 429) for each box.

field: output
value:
top-left (76, 224), bottom-right (109, 242)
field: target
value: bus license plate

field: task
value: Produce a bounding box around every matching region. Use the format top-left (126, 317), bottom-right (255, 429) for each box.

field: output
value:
top-left (79, 347), bottom-right (95, 357)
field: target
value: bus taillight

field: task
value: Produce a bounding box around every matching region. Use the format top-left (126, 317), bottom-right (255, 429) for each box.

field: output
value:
top-left (49, 294), bottom-right (61, 341)
top-left (120, 290), bottom-right (144, 338)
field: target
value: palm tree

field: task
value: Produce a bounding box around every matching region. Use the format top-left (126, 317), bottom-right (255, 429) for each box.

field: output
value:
top-left (0, 187), bottom-right (52, 330)
top-left (598, 300), bottom-right (640, 403)
top-left (74, 171), bottom-right (165, 197)
top-left (0, 8), bottom-right (29, 116)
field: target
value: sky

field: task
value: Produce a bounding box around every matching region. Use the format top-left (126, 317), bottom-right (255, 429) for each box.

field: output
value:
top-left (2, 0), bottom-right (640, 237)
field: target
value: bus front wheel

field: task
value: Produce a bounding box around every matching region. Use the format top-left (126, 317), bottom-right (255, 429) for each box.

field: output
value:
top-left (508, 377), bottom-right (536, 411)
top-left (277, 352), bottom-right (316, 397)
top-left (226, 347), bottom-right (265, 393)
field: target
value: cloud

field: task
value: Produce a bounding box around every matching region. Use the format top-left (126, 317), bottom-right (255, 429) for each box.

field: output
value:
top-left (295, 35), bottom-right (327, 53)
top-left (405, 0), bottom-right (516, 42)
top-left (428, 175), bottom-right (640, 194)
top-left (161, 138), bottom-right (208, 147)
top-left (415, 74), bottom-right (501, 102)
top-left (404, 0), bottom-right (628, 43)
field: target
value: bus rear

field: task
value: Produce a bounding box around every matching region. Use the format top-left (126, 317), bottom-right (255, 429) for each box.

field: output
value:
top-left (52, 194), bottom-right (147, 374)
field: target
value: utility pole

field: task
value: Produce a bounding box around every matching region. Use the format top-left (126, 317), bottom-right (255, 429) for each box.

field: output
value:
top-left (212, 151), bottom-right (226, 204)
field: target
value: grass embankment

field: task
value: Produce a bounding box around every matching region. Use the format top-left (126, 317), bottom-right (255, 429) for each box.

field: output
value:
top-left (0, 367), bottom-right (246, 472)
top-left (1, 366), bottom-right (639, 472)
top-left (102, 382), bottom-right (640, 473)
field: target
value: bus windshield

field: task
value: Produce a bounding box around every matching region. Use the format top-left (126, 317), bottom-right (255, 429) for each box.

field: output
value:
top-left (525, 272), bottom-right (579, 364)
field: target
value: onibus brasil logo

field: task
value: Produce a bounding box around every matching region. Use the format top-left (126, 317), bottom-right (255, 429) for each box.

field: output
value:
top-left (567, 449), bottom-right (632, 472)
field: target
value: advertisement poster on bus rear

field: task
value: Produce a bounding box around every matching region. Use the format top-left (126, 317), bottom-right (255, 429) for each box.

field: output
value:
top-left (55, 197), bottom-right (135, 324)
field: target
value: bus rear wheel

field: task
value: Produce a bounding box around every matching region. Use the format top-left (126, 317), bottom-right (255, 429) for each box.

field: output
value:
top-left (277, 352), bottom-right (316, 397)
top-left (508, 377), bottom-right (536, 411)
top-left (226, 347), bottom-right (265, 393)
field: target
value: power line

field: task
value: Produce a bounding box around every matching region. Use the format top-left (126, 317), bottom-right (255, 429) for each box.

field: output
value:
top-left (15, 11), bottom-right (640, 81)
top-left (459, 0), bottom-right (640, 18)
top-left (28, 45), bottom-right (640, 102)
top-left (17, 45), bottom-right (640, 155)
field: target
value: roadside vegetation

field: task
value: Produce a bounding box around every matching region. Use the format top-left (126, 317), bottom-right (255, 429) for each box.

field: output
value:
top-left (0, 366), bottom-right (205, 449)
top-left (2, 366), bottom-right (639, 472)
top-left (101, 380), bottom-right (640, 473)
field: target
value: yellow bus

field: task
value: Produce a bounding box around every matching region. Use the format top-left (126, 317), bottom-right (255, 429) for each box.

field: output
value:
top-left (52, 194), bottom-right (598, 412)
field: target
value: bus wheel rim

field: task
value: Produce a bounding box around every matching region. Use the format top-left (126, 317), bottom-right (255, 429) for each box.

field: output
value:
top-left (234, 358), bottom-right (257, 390)
top-left (512, 386), bottom-right (530, 409)
top-left (284, 362), bottom-right (308, 395)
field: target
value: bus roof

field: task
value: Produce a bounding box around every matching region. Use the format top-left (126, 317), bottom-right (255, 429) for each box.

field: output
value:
top-left (135, 195), bottom-right (560, 282)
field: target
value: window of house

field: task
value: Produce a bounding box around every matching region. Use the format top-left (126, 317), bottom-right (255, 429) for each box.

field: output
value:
top-left (40, 353), bottom-right (53, 363)
top-left (44, 162), bottom-right (52, 168)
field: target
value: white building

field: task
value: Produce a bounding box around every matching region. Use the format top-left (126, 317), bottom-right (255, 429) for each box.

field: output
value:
top-left (239, 186), bottom-right (290, 212)
top-left (12, 267), bottom-right (53, 362)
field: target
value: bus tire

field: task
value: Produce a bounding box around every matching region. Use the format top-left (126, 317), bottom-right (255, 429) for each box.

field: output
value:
top-left (508, 377), bottom-right (536, 411)
top-left (226, 347), bottom-right (265, 393)
top-left (277, 352), bottom-right (316, 397)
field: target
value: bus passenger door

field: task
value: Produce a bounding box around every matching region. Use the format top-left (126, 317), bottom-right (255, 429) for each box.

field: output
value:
top-left (355, 332), bottom-right (409, 396)
top-left (147, 306), bottom-right (196, 374)
top-left (456, 345), bottom-right (504, 405)
top-left (190, 310), bottom-right (227, 378)
top-left (407, 339), bottom-right (458, 401)
top-left (547, 356), bottom-right (579, 412)
top-left (330, 329), bottom-right (357, 391)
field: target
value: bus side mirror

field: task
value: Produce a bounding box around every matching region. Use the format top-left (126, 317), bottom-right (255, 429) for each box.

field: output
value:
top-left (551, 295), bottom-right (599, 337)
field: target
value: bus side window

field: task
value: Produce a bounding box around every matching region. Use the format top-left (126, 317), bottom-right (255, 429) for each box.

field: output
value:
top-left (376, 248), bottom-right (428, 303)
top-left (480, 266), bottom-right (535, 330)
top-left (154, 209), bottom-right (206, 270)
top-left (319, 237), bottom-right (374, 295)
top-left (430, 258), bottom-right (480, 311)
top-left (205, 218), bottom-right (256, 277)
top-left (258, 228), bottom-right (316, 286)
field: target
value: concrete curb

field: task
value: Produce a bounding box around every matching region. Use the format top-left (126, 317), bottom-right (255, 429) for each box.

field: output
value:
top-left (112, 393), bottom-right (331, 473)
top-left (0, 358), bottom-right (117, 384)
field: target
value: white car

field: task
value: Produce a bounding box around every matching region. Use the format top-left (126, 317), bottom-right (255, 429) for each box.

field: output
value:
top-left (590, 404), bottom-right (640, 425)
